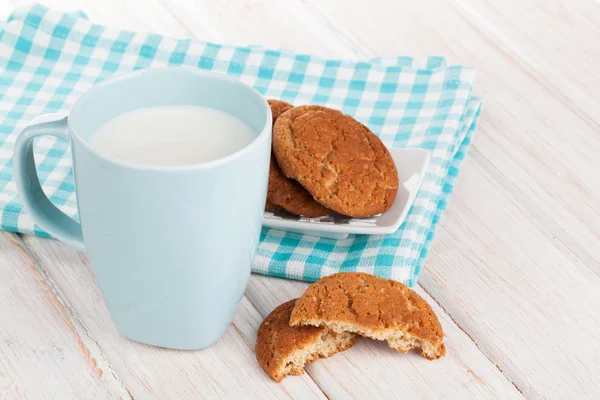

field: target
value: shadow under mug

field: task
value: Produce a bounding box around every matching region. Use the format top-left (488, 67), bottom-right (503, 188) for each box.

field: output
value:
top-left (13, 67), bottom-right (272, 349)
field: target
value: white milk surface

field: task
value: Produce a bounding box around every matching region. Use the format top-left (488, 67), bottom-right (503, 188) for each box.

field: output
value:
top-left (89, 106), bottom-right (256, 166)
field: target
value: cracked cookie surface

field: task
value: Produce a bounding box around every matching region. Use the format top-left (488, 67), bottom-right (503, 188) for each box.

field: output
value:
top-left (266, 100), bottom-right (332, 217)
top-left (272, 106), bottom-right (399, 217)
top-left (289, 273), bottom-right (446, 360)
top-left (255, 299), bottom-right (356, 382)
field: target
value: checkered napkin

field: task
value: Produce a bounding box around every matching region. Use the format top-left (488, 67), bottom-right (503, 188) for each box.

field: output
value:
top-left (0, 4), bottom-right (482, 285)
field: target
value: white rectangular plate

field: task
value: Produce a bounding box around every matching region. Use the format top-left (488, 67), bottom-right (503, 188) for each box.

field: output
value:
top-left (262, 148), bottom-right (431, 239)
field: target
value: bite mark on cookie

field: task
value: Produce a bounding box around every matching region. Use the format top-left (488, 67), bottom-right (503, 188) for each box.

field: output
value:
top-left (290, 273), bottom-right (446, 360)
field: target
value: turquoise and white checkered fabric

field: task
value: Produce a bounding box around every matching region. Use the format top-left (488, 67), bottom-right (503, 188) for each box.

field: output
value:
top-left (0, 4), bottom-right (482, 285)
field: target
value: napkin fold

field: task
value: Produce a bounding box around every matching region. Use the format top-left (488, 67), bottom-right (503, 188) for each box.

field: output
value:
top-left (0, 4), bottom-right (481, 285)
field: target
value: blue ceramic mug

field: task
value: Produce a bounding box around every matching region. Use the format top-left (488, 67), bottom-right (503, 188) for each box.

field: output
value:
top-left (13, 68), bottom-right (272, 349)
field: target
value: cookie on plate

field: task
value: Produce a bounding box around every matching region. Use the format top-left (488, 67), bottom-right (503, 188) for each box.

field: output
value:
top-left (272, 106), bottom-right (399, 217)
top-left (267, 99), bottom-right (294, 125)
top-left (255, 299), bottom-right (356, 382)
top-left (267, 154), bottom-right (331, 217)
top-left (265, 198), bottom-right (278, 211)
top-left (266, 100), bottom-right (331, 217)
top-left (289, 273), bottom-right (446, 360)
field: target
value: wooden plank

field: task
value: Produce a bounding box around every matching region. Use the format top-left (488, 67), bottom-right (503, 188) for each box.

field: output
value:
top-left (420, 158), bottom-right (600, 398)
top-left (8, 0), bottom-right (192, 36)
top-left (245, 275), bottom-right (524, 399)
top-left (0, 232), bottom-right (131, 399)
top-left (157, 0), bottom-right (362, 58)
top-left (21, 235), bottom-right (327, 399)
top-left (452, 0), bottom-right (600, 127)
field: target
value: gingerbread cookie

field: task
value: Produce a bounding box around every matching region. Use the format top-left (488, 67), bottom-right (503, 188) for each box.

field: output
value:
top-left (266, 100), bottom-right (331, 217)
top-left (265, 198), bottom-right (278, 211)
top-left (255, 299), bottom-right (356, 382)
top-left (273, 106), bottom-right (398, 217)
top-left (290, 273), bottom-right (445, 360)
top-left (267, 154), bottom-right (331, 217)
top-left (267, 99), bottom-right (294, 126)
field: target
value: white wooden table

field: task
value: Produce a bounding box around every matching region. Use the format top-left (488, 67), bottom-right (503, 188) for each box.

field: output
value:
top-left (1, 0), bottom-right (599, 399)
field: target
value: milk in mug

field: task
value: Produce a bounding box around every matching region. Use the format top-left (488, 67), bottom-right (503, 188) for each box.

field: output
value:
top-left (89, 105), bottom-right (256, 166)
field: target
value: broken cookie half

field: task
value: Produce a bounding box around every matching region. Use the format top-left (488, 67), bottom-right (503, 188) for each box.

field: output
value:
top-left (290, 272), bottom-right (446, 360)
top-left (255, 299), bottom-right (356, 382)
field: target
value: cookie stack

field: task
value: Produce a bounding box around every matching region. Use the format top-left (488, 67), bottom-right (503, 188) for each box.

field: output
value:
top-left (266, 101), bottom-right (400, 218)
top-left (255, 273), bottom-right (446, 382)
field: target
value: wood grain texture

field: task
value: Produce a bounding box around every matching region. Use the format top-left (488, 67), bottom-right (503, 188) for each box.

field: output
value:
top-left (7, 0), bottom-right (187, 35)
top-left (0, 232), bottom-right (131, 400)
top-left (245, 275), bottom-right (524, 399)
top-left (158, 0), bottom-right (361, 57)
top-left (453, 0), bottom-right (600, 128)
top-left (422, 158), bottom-right (600, 398)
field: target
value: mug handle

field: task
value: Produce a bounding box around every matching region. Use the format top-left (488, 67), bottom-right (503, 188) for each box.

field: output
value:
top-left (13, 113), bottom-right (85, 251)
